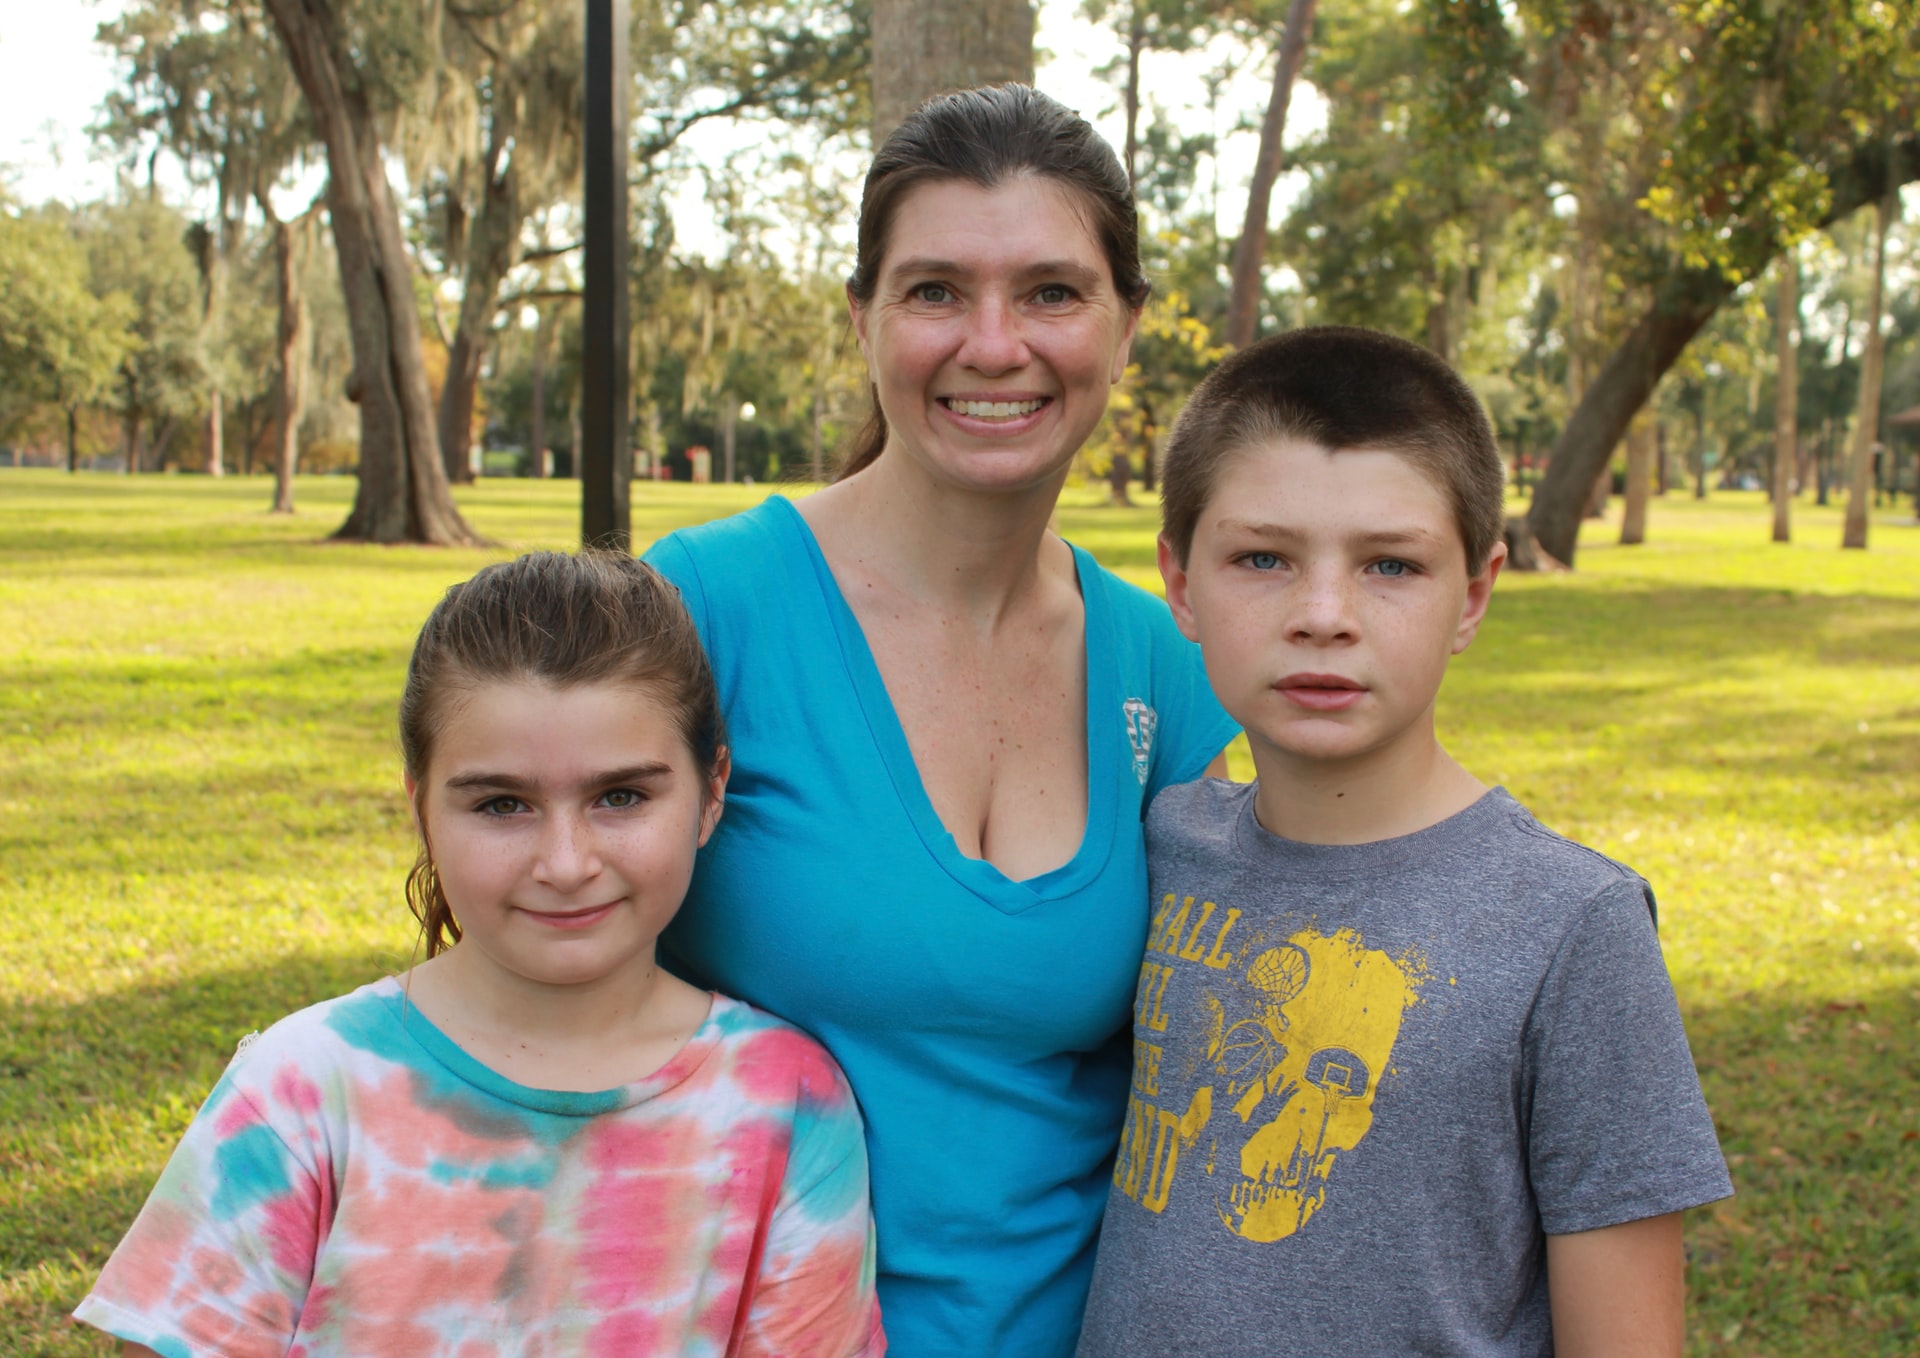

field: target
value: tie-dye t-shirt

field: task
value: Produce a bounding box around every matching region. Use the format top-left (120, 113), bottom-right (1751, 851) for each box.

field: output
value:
top-left (75, 978), bottom-right (884, 1358)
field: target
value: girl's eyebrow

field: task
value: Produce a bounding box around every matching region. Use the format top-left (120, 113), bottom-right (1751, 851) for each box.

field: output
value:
top-left (443, 762), bottom-right (675, 793)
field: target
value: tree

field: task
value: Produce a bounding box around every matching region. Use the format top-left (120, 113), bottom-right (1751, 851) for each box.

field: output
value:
top-left (871, 0), bottom-right (1031, 143)
top-left (262, 0), bottom-right (477, 543)
top-left (1224, 0), bottom-right (1315, 347)
top-left (0, 208), bottom-right (135, 470)
top-left (1618, 412), bottom-right (1653, 544)
top-left (1842, 188), bottom-right (1896, 548)
top-left (1772, 255), bottom-right (1798, 542)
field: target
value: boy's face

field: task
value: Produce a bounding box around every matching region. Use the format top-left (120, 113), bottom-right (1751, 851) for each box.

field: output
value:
top-left (1162, 437), bottom-right (1504, 777)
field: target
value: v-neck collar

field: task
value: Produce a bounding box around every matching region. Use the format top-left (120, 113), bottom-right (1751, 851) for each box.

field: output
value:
top-left (767, 495), bottom-right (1121, 914)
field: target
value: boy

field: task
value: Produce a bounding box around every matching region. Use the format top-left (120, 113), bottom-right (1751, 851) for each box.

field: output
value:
top-left (1077, 327), bottom-right (1731, 1357)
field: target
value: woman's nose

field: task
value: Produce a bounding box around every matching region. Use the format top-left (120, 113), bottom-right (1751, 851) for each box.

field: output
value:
top-left (957, 296), bottom-right (1029, 373)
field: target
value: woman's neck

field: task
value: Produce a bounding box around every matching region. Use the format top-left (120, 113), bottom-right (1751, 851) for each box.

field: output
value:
top-left (801, 455), bottom-right (1071, 620)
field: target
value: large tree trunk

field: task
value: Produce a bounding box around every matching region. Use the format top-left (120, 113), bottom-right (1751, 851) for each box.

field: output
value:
top-left (870, 0), bottom-right (1033, 145)
top-left (1772, 257), bottom-right (1797, 543)
top-left (1225, 0), bottom-right (1316, 349)
top-left (268, 212), bottom-right (308, 514)
top-left (263, 0), bottom-right (478, 544)
top-left (1526, 134), bottom-right (1920, 566)
top-left (439, 116), bottom-right (526, 486)
top-left (1842, 191), bottom-right (1894, 550)
top-left (1619, 414), bottom-right (1653, 544)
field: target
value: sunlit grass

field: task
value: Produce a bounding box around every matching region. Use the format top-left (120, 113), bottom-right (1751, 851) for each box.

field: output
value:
top-left (2, 470), bottom-right (1915, 1355)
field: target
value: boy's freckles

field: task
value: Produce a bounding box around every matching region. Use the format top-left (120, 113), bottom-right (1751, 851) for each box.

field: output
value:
top-left (1161, 438), bottom-right (1501, 776)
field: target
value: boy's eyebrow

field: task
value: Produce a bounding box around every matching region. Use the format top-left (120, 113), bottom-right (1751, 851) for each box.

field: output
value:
top-left (442, 762), bottom-right (675, 792)
top-left (1214, 518), bottom-right (1448, 547)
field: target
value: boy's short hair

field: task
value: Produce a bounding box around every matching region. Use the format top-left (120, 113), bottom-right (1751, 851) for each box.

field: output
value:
top-left (1160, 326), bottom-right (1507, 572)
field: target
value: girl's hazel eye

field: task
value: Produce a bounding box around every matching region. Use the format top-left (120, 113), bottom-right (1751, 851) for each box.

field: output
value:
top-left (479, 796), bottom-right (524, 816)
top-left (602, 788), bottom-right (643, 810)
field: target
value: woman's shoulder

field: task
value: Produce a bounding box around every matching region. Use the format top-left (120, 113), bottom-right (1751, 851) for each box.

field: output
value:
top-left (646, 495), bottom-right (804, 576)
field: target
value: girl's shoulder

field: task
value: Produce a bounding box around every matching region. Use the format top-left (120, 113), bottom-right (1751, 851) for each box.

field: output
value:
top-left (211, 977), bottom-right (407, 1101)
top-left (700, 994), bottom-right (859, 1113)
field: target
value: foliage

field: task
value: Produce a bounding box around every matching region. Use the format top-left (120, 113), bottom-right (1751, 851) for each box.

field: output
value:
top-left (0, 210), bottom-right (135, 451)
top-left (0, 475), bottom-right (1916, 1355)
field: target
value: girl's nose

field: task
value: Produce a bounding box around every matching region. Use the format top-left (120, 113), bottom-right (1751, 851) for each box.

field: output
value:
top-left (534, 810), bottom-right (602, 889)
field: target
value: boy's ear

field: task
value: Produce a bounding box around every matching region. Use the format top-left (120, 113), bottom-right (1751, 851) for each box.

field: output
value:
top-left (698, 747), bottom-right (732, 846)
top-left (1451, 539), bottom-right (1507, 655)
top-left (1158, 533), bottom-right (1201, 642)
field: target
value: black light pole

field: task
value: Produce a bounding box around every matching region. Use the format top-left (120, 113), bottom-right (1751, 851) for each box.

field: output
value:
top-left (581, 0), bottom-right (631, 549)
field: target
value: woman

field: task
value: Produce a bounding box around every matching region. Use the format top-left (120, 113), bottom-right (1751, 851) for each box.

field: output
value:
top-left (646, 85), bottom-right (1238, 1357)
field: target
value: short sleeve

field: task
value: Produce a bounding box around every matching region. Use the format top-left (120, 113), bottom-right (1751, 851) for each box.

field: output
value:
top-left (1137, 587), bottom-right (1239, 799)
top-left (1523, 879), bottom-right (1733, 1234)
top-left (644, 531), bottom-right (713, 641)
top-left (73, 1059), bottom-right (323, 1357)
top-left (737, 1060), bottom-right (885, 1358)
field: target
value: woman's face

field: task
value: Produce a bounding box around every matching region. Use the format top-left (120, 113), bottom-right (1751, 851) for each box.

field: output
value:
top-left (851, 175), bottom-right (1140, 497)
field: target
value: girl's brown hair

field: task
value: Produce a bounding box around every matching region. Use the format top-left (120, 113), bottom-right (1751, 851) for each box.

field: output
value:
top-left (399, 551), bottom-right (724, 956)
top-left (839, 83), bottom-right (1151, 480)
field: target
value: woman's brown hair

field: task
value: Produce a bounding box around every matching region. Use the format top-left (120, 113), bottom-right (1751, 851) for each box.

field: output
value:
top-left (839, 83), bottom-right (1151, 480)
top-left (399, 551), bottom-right (724, 956)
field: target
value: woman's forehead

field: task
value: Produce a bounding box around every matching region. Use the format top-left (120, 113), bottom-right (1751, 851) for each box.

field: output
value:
top-left (878, 175), bottom-right (1108, 275)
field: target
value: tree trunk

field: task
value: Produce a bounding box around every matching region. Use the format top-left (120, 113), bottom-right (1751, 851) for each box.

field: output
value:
top-left (66, 407), bottom-right (79, 473)
top-left (1224, 0), bottom-right (1316, 349)
top-left (1108, 448), bottom-right (1133, 506)
top-left (1842, 191), bottom-right (1894, 550)
top-left (530, 306), bottom-right (552, 480)
top-left (263, 0), bottom-right (478, 545)
top-left (207, 390), bottom-right (225, 476)
top-left (1772, 257), bottom-right (1797, 543)
top-left (870, 0), bottom-right (1034, 145)
top-left (1525, 133), bottom-right (1920, 566)
top-left (268, 213), bottom-right (307, 514)
top-left (721, 399), bottom-right (737, 484)
top-left (1619, 414), bottom-right (1653, 544)
top-left (439, 115), bottom-right (526, 486)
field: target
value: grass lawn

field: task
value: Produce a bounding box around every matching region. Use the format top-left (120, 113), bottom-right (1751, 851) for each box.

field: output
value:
top-left (2, 469), bottom-right (1915, 1355)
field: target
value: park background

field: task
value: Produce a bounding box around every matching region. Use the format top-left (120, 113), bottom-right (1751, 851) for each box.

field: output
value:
top-left (2, 0), bottom-right (1918, 1353)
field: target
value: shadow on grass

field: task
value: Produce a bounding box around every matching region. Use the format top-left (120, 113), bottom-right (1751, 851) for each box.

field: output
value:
top-left (0, 949), bottom-right (401, 1276)
top-left (1682, 979), bottom-right (1920, 1355)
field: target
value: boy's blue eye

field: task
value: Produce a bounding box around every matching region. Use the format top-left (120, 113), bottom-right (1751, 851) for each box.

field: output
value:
top-left (1373, 559), bottom-right (1412, 577)
top-left (1247, 552), bottom-right (1280, 570)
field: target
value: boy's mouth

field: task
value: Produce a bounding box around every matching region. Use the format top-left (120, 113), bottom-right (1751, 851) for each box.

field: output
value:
top-left (1276, 673), bottom-right (1365, 711)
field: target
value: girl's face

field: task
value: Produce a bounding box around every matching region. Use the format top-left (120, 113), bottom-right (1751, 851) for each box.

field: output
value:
top-left (850, 175), bottom-right (1140, 497)
top-left (408, 678), bottom-right (726, 994)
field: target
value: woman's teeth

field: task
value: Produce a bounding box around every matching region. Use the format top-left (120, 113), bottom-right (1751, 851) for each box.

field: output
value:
top-left (945, 398), bottom-right (1044, 417)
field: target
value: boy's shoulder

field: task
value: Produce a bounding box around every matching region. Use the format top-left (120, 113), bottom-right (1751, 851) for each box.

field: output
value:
top-left (1148, 778), bottom-right (1654, 925)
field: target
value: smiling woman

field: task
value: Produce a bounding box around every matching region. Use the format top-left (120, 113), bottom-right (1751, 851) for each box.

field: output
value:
top-left (644, 85), bottom-right (1239, 1358)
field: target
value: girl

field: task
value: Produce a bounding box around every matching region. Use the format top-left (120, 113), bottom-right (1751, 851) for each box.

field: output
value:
top-left (75, 551), bottom-right (885, 1358)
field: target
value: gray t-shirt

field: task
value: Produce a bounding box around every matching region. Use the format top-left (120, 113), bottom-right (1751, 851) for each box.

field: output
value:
top-left (1077, 780), bottom-right (1732, 1358)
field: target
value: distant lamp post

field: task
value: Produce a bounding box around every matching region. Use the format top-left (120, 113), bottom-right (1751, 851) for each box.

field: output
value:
top-left (580, 0), bottom-right (630, 549)
top-left (722, 400), bottom-right (755, 484)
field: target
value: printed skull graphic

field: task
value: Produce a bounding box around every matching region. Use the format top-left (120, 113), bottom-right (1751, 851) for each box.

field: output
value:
top-left (1207, 926), bottom-right (1422, 1242)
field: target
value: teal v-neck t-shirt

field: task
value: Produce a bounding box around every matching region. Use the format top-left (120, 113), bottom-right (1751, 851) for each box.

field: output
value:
top-left (646, 497), bottom-right (1237, 1357)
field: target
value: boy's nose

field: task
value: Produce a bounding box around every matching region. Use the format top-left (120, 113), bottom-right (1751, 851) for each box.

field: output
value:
top-left (1288, 571), bottom-right (1359, 642)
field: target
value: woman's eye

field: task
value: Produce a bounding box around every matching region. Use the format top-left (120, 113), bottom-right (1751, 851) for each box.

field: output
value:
top-left (1034, 284), bottom-right (1073, 305)
top-left (913, 283), bottom-right (953, 304)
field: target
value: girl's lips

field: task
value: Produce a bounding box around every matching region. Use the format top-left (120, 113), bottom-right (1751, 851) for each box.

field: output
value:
top-left (520, 902), bottom-right (619, 930)
top-left (1276, 675), bottom-right (1366, 711)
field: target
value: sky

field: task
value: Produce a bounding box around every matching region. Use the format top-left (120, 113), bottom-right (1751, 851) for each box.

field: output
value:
top-left (0, 0), bottom-right (1322, 248)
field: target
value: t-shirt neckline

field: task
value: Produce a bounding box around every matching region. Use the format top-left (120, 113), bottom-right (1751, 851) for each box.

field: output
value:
top-left (763, 494), bottom-right (1121, 912)
top-left (371, 976), bottom-right (729, 1114)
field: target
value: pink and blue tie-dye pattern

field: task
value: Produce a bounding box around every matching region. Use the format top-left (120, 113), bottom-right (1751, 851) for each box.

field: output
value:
top-left (76, 979), bottom-right (883, 1358)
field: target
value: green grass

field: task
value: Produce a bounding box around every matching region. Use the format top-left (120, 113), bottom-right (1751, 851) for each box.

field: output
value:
top-left (3, 470), bottom-right (1916, 1355)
